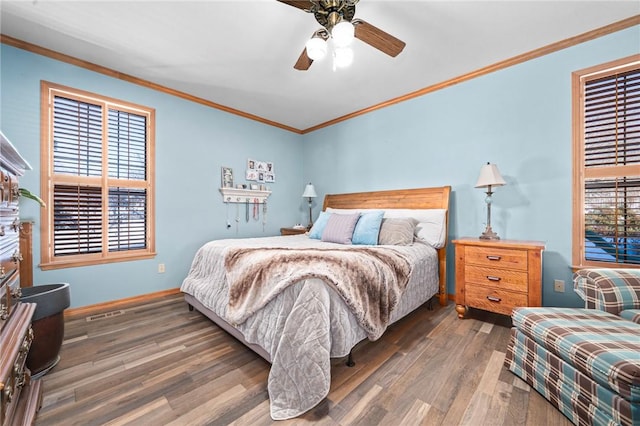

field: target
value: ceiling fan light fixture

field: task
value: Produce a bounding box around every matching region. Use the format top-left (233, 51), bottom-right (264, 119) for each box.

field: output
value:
top-left (333, 46), bottom-right (354, 68)
top-left (305, 36), bottom-right (327, 61)
top-left (331, 20), bottom-right (355, 47)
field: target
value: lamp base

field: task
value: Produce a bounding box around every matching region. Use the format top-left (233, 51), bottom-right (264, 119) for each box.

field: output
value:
top-left (307, 200), bottom-right (314, 231)
top-left (479, 225), bottom-right (500, 240)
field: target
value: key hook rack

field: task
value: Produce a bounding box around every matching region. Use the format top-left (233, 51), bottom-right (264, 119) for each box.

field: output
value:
top-left (219, 187), bottom-right (271, 204)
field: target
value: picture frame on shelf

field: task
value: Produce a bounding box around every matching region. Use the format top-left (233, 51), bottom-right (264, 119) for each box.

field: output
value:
top-left (221, 166), bottom-right (234, 188)
top-left (246, 169), bottom-right (258, 181)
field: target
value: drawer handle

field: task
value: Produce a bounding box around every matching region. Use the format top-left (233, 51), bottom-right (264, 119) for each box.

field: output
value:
top-left (11, 249), bottom-right (22, 264)
top-left (21, 336), bottom-right (31, 353)
top-left (11, 286), bottom-right (22, 299)
top-left (487, 296), bottom-right (502, 303)
top-left (486, 255), bottom-right (502, 261)
top-left (486, 275), bottom-right (501, 282)
top-left (11, 218), bottom-right (22, 232)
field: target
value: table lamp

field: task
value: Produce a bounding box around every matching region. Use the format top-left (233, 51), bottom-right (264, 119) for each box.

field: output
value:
top-left (302, 183), bottom-right (317, 230)
top-left (475, 162), bottom-right (506, 240)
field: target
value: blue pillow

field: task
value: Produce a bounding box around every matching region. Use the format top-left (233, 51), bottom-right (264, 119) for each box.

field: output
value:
top-left (352, 210), bottom-right (384, 245)
top-left (308, 211), bottom-right (331, 239)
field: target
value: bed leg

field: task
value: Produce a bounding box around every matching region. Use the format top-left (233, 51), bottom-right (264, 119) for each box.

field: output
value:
top-left (346, 351), bottom-right (355, 367)
top-left (187, 303), bottom-right (194, 312)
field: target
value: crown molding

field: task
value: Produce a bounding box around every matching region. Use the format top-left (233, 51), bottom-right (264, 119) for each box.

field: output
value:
top-left (2, 15), bottom-right (638, 135)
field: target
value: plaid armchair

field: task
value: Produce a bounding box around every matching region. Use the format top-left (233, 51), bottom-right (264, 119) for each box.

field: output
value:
top-left (504, 268), bottom-right (640, 425)
top-left (573, 268), bottom-right (640, 323)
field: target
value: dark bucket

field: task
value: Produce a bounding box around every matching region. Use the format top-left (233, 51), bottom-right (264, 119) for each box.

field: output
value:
top-left (20, 283), bottom-right (71, 378)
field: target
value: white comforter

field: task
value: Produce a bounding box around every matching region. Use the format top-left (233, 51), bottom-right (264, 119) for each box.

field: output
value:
top-left (180, 235), bottom-right (439, 419)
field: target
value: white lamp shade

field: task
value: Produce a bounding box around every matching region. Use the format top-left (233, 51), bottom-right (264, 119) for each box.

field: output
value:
top-left (333, 46), bottom-right (354, 68)
top-left (302, 183), bottom-right (317, 198)
top-left (475, 163), bottom-right (506, 188)
top-left (332, 21), bottom-right (354, 47)
top-left (305, 37), bottom-right (327, 61)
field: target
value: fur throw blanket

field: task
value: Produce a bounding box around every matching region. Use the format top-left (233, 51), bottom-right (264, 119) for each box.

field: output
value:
top-left (225, 246), bottom-right (412, 340)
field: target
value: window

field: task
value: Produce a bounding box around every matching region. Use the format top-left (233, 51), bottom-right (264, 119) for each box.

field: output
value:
top-left (40, 81), bottom-right (155, 269)
top-left (572, 55), bottom-right (640, 268)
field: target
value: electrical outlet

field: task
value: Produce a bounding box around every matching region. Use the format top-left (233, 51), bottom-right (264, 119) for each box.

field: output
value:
top-left (158, 263), bottom-right (165, 273)
top-left (554, 279), bottom-right (565, 293)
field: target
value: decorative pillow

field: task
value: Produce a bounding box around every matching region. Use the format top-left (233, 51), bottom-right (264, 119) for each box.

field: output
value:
top-left (327, 207), bottom-right (447, 248)
top-left (321, 213), bottom-right (360, 244)
top-left (308, 211), bottom-right (331, 239)
top-left (352, 210), bottom-right (384, 245)
top-left (382, 209), bottom-right (447, 248)
top-left (378, 218), bottom-right (418, 245)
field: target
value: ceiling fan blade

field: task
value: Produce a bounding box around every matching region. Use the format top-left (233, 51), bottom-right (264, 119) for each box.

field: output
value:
top-left (294, 48), bottom-right (313, 71)
top-left (276, 0), bottom-right (313, 11)
top-left (353, 19), bottom-right (406, 57)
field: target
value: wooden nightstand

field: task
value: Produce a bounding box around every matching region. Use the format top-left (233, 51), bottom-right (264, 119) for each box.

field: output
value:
top-left (453, 238), bottom-right (545, 319)
top-left (280, 227), bottom-right (307, 236)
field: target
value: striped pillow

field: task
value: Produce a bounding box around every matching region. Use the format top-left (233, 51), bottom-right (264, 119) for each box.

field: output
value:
top-left (321, 213), bottom-right (360, 244)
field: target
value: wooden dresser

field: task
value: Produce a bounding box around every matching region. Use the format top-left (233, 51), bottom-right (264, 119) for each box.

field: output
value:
top-left (0, 132), bottom-right (42, 425)
top-left (453, 238), bottom-right (545, 319)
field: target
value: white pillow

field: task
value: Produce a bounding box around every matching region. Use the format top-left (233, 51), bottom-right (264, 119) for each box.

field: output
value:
top-left (382, 209), bottom-right (447, 248)
top-left (326, 207), bottom-right (361, 215)
top-left (326, 207), bottom-right (447, 248)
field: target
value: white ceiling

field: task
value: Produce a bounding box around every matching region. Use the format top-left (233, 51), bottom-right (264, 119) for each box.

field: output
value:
top-left (1, 1), bottom-right (639, 132)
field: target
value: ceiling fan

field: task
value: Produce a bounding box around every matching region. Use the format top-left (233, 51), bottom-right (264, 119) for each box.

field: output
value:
top-left (277, 0), bottom-right (406, 70)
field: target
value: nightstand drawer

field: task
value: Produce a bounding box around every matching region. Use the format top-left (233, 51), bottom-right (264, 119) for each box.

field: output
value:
top-left (464, 246), bottom-right (528, 271)
top-left (464, 285), bottom-right (527, 317)
top-left (465, 265), bottom-right (528, 292)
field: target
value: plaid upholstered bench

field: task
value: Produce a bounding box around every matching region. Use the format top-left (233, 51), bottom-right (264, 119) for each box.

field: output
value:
top-left (505, 269), bottom-right (640, 425)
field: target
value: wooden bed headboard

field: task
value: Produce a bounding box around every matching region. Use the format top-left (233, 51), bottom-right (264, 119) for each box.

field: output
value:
top-left (323, 186), bottom-right (451, 307)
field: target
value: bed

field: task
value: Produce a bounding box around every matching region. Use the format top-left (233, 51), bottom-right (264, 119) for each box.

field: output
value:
top-left (180, 186), bottom-right (451, 420)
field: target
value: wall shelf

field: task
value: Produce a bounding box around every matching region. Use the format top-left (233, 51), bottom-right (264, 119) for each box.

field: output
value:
top-left (220, 187), bottom-right (271, 204)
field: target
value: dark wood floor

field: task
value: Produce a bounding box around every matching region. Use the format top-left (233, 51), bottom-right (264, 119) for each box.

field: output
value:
top-left (34, 293), bottom-right (571, 425)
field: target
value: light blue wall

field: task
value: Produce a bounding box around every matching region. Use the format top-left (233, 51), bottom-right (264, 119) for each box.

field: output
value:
top-left (1, 45), bottom-right (306, 308)
top-left (2, 25), bottom-right (638, 309)
top-left (301, 25), bottom-right (640, 307)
